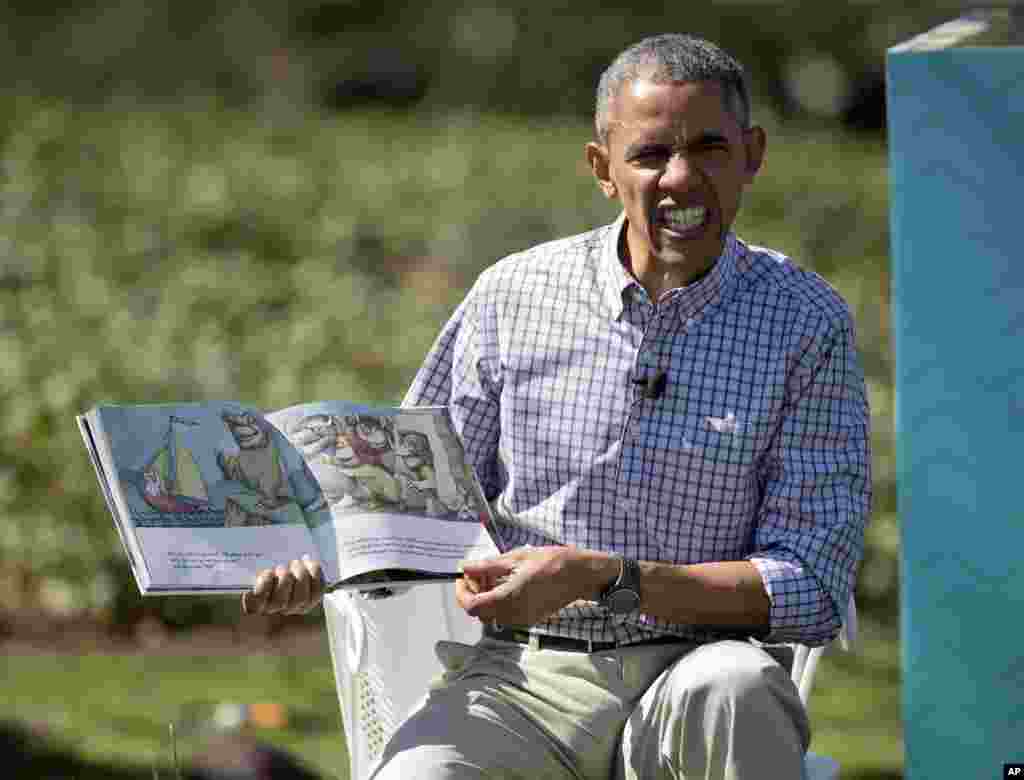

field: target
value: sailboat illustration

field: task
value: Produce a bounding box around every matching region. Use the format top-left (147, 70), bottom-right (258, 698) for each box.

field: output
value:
top-left (142, 415), bottom-right (210, 513)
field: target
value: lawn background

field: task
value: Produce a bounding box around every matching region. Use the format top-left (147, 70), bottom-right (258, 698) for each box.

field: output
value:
top-left (2, 102), bottom-right (901, 780)
top-left (3, 616), bottom-right (902, 779)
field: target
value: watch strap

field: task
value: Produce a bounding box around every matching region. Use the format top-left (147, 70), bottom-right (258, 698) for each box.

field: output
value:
top-left (600, 554), bottom-right (642, 612)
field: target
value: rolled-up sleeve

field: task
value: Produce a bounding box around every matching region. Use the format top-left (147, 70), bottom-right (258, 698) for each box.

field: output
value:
top-left (748, 311), bottom-right (871, 646)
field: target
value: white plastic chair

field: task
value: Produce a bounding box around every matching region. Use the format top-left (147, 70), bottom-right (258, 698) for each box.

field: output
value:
top-left (790, 595), bottom-right (857, 780)
top-left (324, 585), bottom-right (481, 777)
top-left (324, 586), bottom-right (855, 780)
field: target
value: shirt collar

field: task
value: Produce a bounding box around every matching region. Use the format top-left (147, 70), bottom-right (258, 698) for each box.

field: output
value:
top-left (599, 212), bottom-right (635, 319)
top-left (599, 211), bottom-right (742, 322)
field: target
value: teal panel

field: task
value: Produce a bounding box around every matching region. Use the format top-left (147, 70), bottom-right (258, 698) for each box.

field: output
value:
top-left (888, 47), bottom-right (1024, 779)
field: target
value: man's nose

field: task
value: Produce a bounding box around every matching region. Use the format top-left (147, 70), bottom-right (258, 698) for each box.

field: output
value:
top-left (659, 155), bottom-right (700, 190)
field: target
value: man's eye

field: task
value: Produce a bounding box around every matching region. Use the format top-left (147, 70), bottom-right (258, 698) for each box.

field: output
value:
top-left (697, 143), bottom-right (730, 155)
top-left (630, 150), bottom-right (667, 165)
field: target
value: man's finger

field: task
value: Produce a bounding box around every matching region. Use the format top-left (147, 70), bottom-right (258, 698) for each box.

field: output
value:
top-left (287, 559), bottom-right (311, 614)
top-left (302, 555), bottom-right (325, 605)
top-left (462, 572), bottom-right (520, 619)
top-left (243, 568), bottom-right (277, 615)
top-left (462, 545), bottom-right (534, 575)
top-left (254, 568), bottom-right (276, 596)
top-left (266, 565), bottom-right (296, 614)
top-left (455, 576), bottom-right (479, 611)
top-left (461, 556), bottom-right (516, 582)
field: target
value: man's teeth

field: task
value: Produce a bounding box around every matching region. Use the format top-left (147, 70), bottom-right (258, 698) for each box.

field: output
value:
top-left (663, 206), bottom-right (706, 230)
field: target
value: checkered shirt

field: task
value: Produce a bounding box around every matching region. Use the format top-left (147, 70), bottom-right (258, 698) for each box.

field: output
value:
top-left (404, 214), bottom-right (871, 647)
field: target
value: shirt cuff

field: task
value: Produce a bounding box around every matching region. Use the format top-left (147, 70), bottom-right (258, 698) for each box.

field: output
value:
top-left (748, 555), bottom-right (842, 646)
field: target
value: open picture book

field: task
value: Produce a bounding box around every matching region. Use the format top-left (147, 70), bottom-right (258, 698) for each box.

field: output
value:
top-left (77, 401), bottom-right (501, 594)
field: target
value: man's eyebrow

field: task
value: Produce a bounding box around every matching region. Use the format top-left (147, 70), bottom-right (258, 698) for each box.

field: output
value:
top-left (687, 131), bottom-right (730, 146)
top-left (624, 131), bottom-right (732, 158)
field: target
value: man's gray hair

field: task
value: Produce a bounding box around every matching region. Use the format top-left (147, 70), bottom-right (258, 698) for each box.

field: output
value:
top-left (594, 34), bottom-right (751, 144)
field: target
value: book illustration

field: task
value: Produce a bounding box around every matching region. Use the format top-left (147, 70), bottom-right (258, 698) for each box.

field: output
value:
top-left (217, 410), bottom-right (307, 527)
top-left (286, 413), bottom-right (397, 511)
top-left (141, 415), bottom-right (210, 513)
top-left (278, 410), bottom-right (482, 523)
top-left (112, 405), bottom-right (322, 529)
top-left (394, 429), bottom-right (444, 515)
top-left (80, 401), bottom-right (502, 594)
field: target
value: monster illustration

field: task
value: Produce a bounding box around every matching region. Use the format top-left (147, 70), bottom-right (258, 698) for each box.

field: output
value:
top-left (287, 414), bottom-right (401, 510)
top-left (329, 422), bottom-right (401, 510)
top-left (342, 415), bottom-right (397, 470)
top-left (218, 410), bottom-right (296, 526)
top-left (395, 430), bottom-right (445, 516)
top-left (287, 414), bottom-right (365, 505)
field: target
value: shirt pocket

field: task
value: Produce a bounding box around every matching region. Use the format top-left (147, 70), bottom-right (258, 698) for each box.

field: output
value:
top-left (688, 416), bottom-right (759, 469)
top-left (637, 409), bottom-right (767, 505)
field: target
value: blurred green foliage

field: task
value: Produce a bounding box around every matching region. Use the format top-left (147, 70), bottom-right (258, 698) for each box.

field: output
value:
top-left (0, 1), bottom-right (965, 122)
top-left (0, 96), bottom-right (897, 625)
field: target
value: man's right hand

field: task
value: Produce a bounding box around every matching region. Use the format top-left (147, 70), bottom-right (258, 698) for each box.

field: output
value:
top-left (242, 555), bottom-right (324, 615)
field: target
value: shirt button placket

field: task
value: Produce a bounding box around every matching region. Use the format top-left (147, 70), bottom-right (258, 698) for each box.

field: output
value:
top-left (618, 294), bottom-right (653, 524)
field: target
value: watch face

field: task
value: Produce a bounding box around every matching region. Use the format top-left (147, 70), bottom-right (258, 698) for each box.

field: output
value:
top-left (607, 588), bottom-right (641, 614)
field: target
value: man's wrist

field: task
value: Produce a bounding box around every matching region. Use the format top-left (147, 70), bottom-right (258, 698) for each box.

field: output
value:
top-left (598, 554), bottom-right (643, 614)
top-left (573, 549), bottom-right (627, 602)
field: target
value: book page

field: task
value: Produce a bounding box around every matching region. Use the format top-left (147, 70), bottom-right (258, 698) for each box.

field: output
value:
top-left (268, 402), bottom-right (499, 587)
top-left (85, 403), bottom-right (332, 593)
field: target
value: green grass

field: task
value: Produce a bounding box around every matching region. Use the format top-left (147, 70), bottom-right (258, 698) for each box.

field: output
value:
top-left (808, 617), bottom-right (904, 778)
top-left (3, 647), bottom-right (349, 779)
top-left (2, 620), bottom-right (902, 779)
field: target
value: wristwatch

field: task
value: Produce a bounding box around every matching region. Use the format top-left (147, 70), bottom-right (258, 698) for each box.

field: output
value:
top-left (599, 555), bottom-right (642, 614)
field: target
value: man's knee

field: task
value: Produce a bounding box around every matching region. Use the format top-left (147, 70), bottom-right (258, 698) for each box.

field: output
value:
top-left (370, 685), bottom-right (578, 780)
top-left (619, 642), bottom-right (808, 778)
top-left (666, 641), bottom-right (791, 711)
top-left (372, 745), bottom-right (482, 780)
top-left (649, 641), bottom-right (809, 753)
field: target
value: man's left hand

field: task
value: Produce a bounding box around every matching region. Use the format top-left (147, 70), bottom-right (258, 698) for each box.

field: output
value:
top-left (456, 545), bottom-right (611, 626)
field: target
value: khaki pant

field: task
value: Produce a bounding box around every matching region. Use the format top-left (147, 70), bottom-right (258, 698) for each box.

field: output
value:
top-left (370, 636), bottom-right (810, 780)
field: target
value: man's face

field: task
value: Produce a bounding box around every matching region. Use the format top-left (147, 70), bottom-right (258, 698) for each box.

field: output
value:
top-left (586, 78), bottom-right (765, 294)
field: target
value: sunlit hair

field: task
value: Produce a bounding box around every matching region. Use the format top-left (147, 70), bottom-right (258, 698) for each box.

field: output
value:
top-left (594, 34), bottom-right (751, 145)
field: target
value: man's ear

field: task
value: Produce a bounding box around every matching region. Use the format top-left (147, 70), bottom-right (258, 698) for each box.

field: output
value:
top-left (585, 142), bottom-right (617, 199)
top-left (743, 126), bottom-right (767, 180)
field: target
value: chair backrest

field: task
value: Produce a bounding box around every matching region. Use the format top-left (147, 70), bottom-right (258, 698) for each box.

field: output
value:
top-left (790, 594), bottom-right (858, 707)
top-left (324, 586), bottom-right (857, 780)
top-left (323, 585), bottom-right (481, 780)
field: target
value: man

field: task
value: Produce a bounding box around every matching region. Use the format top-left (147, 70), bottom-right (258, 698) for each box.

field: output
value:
top-left (246, 33), bottom-right (871, 779)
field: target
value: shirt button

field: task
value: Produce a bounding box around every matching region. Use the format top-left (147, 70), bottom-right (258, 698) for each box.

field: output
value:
top-left (619, 498), bottom-right (636, 513)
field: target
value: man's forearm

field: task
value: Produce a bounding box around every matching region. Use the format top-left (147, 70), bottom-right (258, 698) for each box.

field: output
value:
top-left (638, 560), bottom-right (770, 629)
top-left (576, 551), bottom-right (771, 630)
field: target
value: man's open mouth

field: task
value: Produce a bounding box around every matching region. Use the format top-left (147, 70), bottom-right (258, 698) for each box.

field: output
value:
top-left (658, 205), bottom-right (708, 236)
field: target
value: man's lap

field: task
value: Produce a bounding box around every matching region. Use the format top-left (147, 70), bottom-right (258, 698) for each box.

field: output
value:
top-left (370, 637), bottom-right (806, 780)
top-left (617, 640), bottom-right (810, 779)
